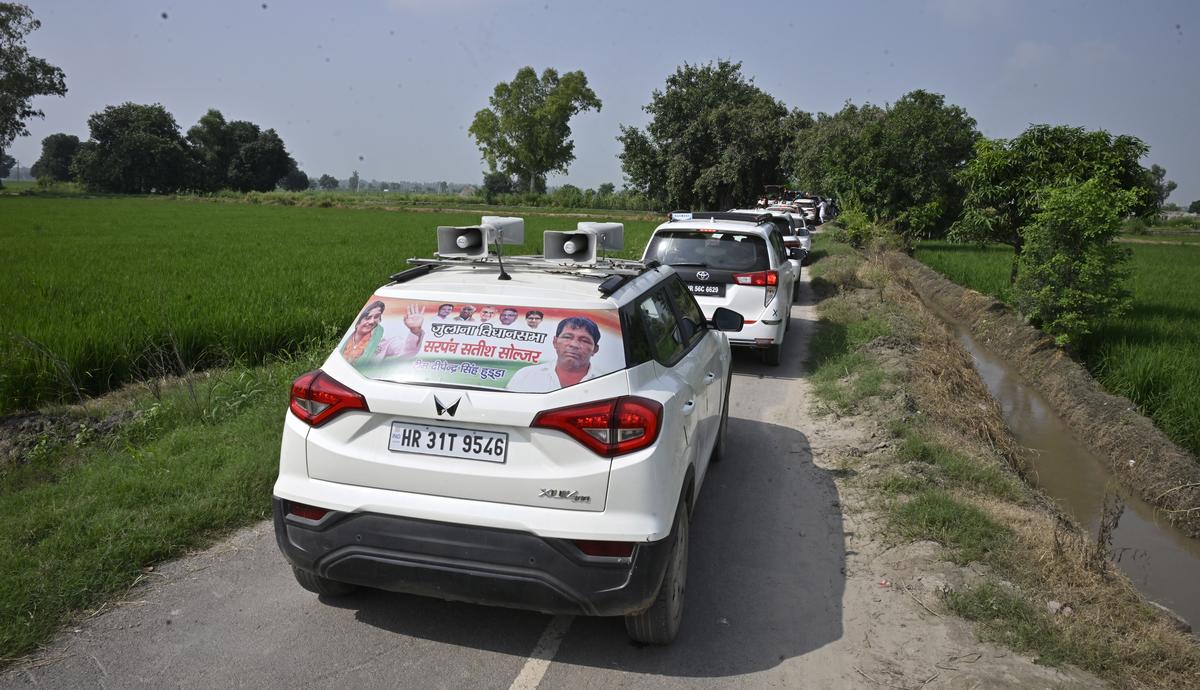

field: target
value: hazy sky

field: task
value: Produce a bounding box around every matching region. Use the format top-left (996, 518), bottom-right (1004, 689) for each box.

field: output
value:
top-left (11, 0), bottom-right (1200, 202)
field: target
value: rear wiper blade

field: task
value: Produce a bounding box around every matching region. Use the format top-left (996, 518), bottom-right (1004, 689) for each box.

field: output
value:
top-left (668, 262), bottom-right (708, 267)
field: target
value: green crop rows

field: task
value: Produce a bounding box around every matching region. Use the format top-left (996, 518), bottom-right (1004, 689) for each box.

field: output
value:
top-left (915, 240), bottom-right (1200, 458)
top-left (0, 196), bottom-right (656, 412)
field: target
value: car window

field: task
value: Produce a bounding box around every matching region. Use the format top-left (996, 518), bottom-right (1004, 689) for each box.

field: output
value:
top-left (644, 230), bottom-right (769, 271)
top-left (621, 304), bottom-right (653, 367)
top-left (664, 277), bottom-right (706, 346)
top-left (766, 228), bottom-right (787, 265)
top-left (636, 289), bottom-right (684, 364)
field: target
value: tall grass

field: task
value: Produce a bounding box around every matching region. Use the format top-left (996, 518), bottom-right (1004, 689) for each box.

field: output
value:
top-left (915, 240), bottom-right (1200, 457)
top-left (0, 196), bottom-right (657, 411)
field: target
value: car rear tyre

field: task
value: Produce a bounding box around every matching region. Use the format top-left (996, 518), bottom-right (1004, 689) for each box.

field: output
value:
top-left (624, 501), bottom-right (688, 645)
top-left (710, 373), bottom-right (732, 463)
top-left (292, 567), bottom-right (357, 597)
top-left (761, 343), bottom-right (782, 366)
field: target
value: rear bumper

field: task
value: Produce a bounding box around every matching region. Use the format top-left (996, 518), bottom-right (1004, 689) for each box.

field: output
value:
top-left (273, 497), bottom-right (674, 616)
top-left (727, 317), bottom-right (785, 348)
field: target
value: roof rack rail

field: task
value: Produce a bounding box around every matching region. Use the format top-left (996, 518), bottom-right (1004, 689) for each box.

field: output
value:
top-left (389, 263), bottom-right (436, 284)
top-left (669, 210), bottom-right (772, 225)
top-left (396, 255), bottom-right (662, 296)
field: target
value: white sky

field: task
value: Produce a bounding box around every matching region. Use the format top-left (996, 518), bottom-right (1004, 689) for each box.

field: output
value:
top-left (11, 0), bottom-right (1200, 202)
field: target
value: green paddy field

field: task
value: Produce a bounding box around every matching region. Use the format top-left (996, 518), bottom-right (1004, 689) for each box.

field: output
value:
top-left (0, 195), bottom-right (655, 412)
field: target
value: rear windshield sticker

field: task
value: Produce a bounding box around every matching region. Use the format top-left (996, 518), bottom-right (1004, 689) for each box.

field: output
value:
top-left (337, 297), bottom-right (624, 393)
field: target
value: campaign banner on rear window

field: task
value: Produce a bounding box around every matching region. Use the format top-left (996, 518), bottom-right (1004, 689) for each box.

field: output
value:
top-left (336, 296), bottom-right (624, 393)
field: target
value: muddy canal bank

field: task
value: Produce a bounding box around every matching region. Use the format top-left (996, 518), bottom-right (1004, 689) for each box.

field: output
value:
top-left (885, 253), bottom-right (1200, 539)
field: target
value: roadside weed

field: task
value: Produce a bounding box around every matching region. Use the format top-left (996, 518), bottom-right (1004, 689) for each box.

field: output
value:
top-left (891, 490), bottom-right (1011, 564)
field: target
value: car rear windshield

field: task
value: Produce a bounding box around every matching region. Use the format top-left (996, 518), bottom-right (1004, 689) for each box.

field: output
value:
top-left (337, 296), bottom-right (625, 393)
top-left (644, 230), bottom-right (769, 272)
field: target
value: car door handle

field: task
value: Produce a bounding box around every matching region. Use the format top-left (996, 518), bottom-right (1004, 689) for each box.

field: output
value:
top-left (681, 400), bottom-right (696, 415)
top-left (703, 373), bottom-right (717, 386)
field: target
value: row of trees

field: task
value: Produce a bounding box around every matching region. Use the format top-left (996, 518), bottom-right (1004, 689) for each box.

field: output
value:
top-left (29, 104), bottom-right (307, 194)
top-left (468, 60), bottom-right (1176, 348)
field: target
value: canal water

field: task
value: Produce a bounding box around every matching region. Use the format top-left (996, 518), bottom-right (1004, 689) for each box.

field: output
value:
top-left (929, 302), bottom-right (1200, 629)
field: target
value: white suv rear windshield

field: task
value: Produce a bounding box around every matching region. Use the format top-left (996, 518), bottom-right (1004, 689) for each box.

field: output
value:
top-left (338, 296), bottom-right (624, 393)
top-left (644, 231), bottom-right (769, 272)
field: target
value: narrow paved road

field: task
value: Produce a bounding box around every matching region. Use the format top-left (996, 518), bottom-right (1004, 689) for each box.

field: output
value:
top-left (2, 263), bottom-right (1097, 688)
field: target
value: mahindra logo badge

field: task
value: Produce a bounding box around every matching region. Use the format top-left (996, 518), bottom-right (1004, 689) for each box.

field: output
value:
top-left (696, 270), bottom-right (710, 281)
top-left (434, 395), bottom-right (460, 417)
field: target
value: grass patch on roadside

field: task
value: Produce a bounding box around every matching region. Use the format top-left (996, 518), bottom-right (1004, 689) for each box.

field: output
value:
top-left (944, 581), bottom-right (1107, 670)
top-left (805, 237), bottom-right (906, 414)
top-left (0, 344), bottom-right (327, 663)
top-left (891, 489), bottom-right (1011, 564)
top-left (891, 431), bottom-right (1023, 501)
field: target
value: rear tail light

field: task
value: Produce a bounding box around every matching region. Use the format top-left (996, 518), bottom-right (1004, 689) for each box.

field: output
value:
top-left (573, 540), bottom-right (636, 558)
top-left (733, 270), bottom-right (780, 306)
top-left (289, 369), bottom-right (369, 427)
top-left (733, 270), bottom-right (778, 287)
top-left (287, 501), bottom-right (330, 521)
top-left (531, 396), bottom-right (662, 457)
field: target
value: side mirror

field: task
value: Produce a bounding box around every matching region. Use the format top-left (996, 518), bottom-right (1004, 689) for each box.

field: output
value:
top-left (787, 247), bottom-right (802, 260)
top-left (710, 307), bottom-right (744, 332)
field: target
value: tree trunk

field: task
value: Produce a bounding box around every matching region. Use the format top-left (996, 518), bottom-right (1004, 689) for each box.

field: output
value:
top-left (1008, 238), bottom-right (1023, 285)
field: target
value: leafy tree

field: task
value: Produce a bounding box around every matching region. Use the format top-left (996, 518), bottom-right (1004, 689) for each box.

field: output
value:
top-left (482, 170), bottom-right (513, 203)
top-left (187, 110), bottom-right (296, 192)
top-left (619, 60), bottom-right (793, 210)
top-left (348, 170), bottom-right (359, 192)
top-left (0, 150), bottom-right (13, 178)
top-left (71, 102), bottom-right (190, 194)
top-left (552, 183), bottom-right (583, 208)
top-left (951, 124), bottom-right (1151, 282)
top-left (0, 3), bottom-right (67, 153)
top-left (1144, 163), bottom-right (1176, 211)
top-left (469, 66), bottom-right (601, 193)
top-left (186, 109), bottom-right (239, 192)
top-left (787, 90), bottom-right (978, 239)
top-left (227, 128), bottom-right (293, 192)
top-left (1189, 200), bottom-right (1200, 214)
top-left (318, 173), bottom-right (338, 191)
top-left (280, 166), bottom-right (309, 192)
top-left (1013, 177), bottom-right (1135, 348)
top-left (29, 132), bottom-right (78, 181)
top-left (788, 102), bottom-right (883, 203)
top-left (597, 182), bottom-right (615, 196)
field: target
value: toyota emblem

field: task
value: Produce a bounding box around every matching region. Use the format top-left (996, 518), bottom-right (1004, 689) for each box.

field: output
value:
top-left (696, 270), bottom-right (710, 281)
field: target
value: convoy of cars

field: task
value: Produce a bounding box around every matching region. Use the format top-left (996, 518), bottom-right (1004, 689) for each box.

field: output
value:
top-left (273, 193), bottom-right (834, 644)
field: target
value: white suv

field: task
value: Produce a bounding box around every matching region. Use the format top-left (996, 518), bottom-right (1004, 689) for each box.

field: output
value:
top-left (642, 212), bottom-right (798, 365)
top-left (273, 222), bottom-right (743, 645)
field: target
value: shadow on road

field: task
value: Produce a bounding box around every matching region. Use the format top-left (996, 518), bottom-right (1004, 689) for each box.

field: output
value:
top-left (323, 418), bottom-right (845, 680)
top-left (548, 420), bottom-right (844, 678)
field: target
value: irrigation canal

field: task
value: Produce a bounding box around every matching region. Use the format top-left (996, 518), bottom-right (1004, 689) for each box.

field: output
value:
top-left (929, 302), bottom-right (1200, 631)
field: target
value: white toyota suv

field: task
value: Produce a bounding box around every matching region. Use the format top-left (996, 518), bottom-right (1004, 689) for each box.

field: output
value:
top-left (273, 218), bottom-right (743, 645)
top-left (642, 212), bottom-right (797, 365)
